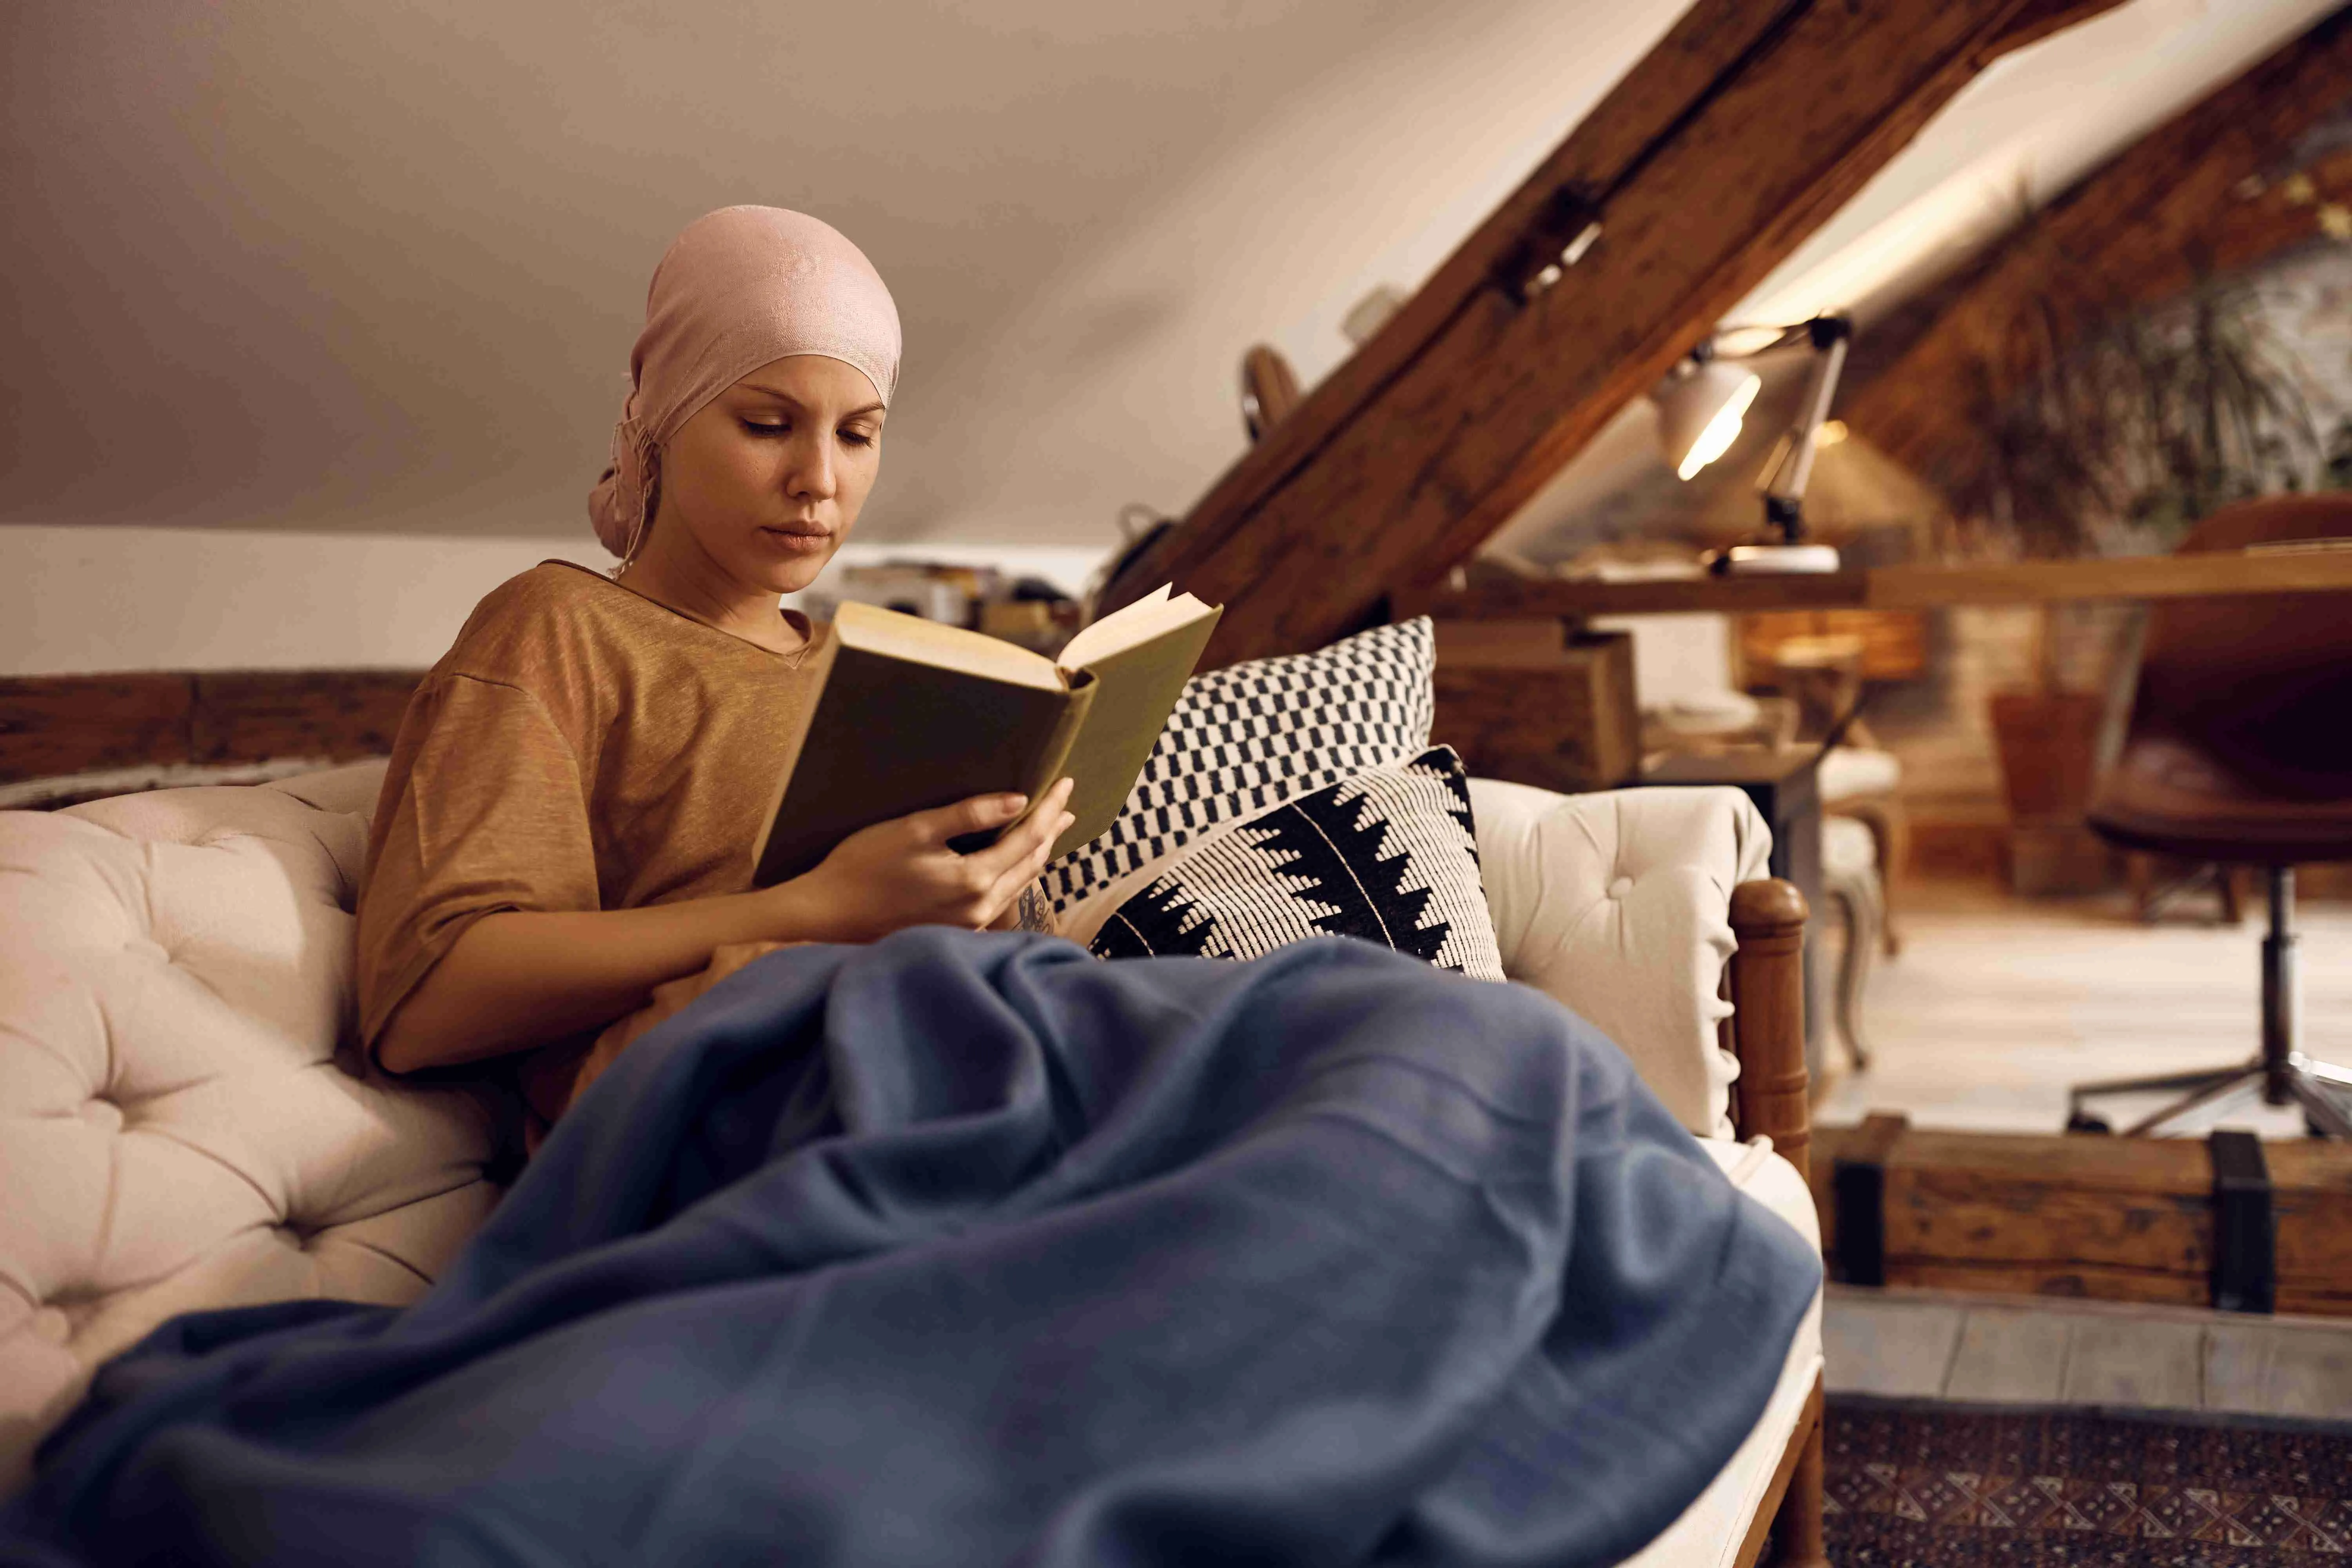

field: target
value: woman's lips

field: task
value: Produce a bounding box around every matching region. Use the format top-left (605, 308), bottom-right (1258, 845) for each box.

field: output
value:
top-left (760, 526), bottom-right (833, 553)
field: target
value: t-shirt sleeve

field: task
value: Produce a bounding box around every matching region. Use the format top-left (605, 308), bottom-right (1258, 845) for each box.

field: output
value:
top-left (355, 672), bottom-right (600, 1059)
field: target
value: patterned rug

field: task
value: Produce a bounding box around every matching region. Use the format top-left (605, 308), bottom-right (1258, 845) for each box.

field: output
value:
top-left (1825, 1396), bottom-right (2352, 1566)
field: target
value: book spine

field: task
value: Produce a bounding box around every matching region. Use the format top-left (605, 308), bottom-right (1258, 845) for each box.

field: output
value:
top-left (1022, 673), bottom-right (1096, 822)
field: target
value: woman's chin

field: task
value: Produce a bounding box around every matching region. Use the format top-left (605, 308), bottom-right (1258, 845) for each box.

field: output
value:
top-left (744, 530), bottom-right (839, 594)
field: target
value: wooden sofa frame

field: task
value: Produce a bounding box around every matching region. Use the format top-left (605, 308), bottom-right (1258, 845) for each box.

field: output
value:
top-left (1723, 879), bottom-right (1824, 1568)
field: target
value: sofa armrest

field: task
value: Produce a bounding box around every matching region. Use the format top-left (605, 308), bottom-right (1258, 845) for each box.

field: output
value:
top-left (1470, 779), bottom-right (1773, 1138)
top-left (1727, 879), bottom-right (1812, 1180)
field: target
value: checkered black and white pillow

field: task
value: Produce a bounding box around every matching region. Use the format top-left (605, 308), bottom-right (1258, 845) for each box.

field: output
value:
top-left (1087, 746), bottom-right (1504, 982)
top-left (1043, 616), bottom-right (1435, 915)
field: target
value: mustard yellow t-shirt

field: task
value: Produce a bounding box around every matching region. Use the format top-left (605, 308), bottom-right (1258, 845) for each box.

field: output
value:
top-left (356, 561), bottom-right (829, 1094)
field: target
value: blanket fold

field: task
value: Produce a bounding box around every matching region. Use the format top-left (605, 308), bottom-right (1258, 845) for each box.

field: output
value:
top-left (2, 931), bottom-right (1818, 1568)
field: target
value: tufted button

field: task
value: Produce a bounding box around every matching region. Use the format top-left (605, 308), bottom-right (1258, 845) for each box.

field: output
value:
top-left (31, 1308), bottom-right (71, 1345)
top-left (1607, 876), bottom-right (1634, 900)
top-left (78, 1099), bottom-right (123, 1134)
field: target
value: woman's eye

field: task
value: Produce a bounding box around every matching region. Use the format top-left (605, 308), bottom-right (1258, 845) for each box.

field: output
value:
top-left (839, 429), bottom-right (876, 448)
top-left (740, 419), bottom-right (788, 437)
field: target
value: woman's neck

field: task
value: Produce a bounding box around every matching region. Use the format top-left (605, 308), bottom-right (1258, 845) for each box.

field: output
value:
top-left (622, 521), bottom-right (804, 656)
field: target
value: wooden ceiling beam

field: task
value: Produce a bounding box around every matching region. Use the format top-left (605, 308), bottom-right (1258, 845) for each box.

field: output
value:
top-left (1979, 0), bottom-right (2132, 62)
top-left (1842, 6), bottom-right (2352, 480)
top-left (1103, 0), bottom-right (2126, 670)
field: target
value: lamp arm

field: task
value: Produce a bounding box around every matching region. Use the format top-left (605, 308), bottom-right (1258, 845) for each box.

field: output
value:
top-left (1760, 315), bottom-right (1851, 542)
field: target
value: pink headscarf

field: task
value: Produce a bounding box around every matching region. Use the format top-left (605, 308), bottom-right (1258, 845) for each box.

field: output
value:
top-left (588, 206), bottom-right (902, 560)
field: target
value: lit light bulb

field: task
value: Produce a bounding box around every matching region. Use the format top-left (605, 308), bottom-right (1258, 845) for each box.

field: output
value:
top-left (1675, 373), bottom-right (1760, 480)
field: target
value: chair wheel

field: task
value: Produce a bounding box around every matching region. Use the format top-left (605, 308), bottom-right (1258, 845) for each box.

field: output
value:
top-left (2066, 1111), bottom-right (2113, 1135)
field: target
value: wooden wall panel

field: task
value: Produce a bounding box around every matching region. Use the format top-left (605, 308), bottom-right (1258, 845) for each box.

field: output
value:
top-left (0, 671), bottom-right (424, 792)
top-left (189, 672), bottom-right (421, 768)
top-left (0, 675), bottom-right (194, 782)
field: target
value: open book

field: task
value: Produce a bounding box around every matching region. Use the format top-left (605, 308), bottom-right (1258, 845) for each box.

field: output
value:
top-left (751, 585), bottom-right (1222, 887)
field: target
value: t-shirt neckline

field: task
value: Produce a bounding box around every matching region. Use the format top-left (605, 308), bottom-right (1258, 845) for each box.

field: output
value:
top-left (542, 559), bottom-right (820, 665)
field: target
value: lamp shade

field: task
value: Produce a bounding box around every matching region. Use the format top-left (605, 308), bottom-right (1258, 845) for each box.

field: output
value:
top-left (1651, 359), bottom-right (1761, 481)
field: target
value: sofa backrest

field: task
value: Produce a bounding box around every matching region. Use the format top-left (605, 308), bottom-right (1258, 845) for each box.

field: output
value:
top-left (0, 759), bottom-right (495, 1490)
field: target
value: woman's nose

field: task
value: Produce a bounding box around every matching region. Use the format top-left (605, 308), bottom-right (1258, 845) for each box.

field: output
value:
top-left (785, 432), bottom-right (837, 502)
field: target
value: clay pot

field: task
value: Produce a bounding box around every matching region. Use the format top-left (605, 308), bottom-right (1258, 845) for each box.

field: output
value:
top-left (1987, 690), bottom-right (2105, 820)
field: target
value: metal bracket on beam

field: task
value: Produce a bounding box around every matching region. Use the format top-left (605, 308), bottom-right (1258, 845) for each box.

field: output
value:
top-left (2209, 1129), bottom-right (2275, 1314)
top-left (1498, 188), bottom-right (1604, 302)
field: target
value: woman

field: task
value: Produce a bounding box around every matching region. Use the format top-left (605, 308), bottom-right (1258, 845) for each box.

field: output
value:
top-left (357, 205), bottom-right (1076, 1127)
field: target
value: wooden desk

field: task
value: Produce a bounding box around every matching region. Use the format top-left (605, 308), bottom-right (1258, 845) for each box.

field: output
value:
top-left (1644, 745), bottom-right (1824, 910)
top-left (1398, 548), bottom-right (2352, 620)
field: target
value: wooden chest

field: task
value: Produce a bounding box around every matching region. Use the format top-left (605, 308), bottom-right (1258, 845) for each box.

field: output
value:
top-left (1813, 1116), bottom-right (2352, 1317)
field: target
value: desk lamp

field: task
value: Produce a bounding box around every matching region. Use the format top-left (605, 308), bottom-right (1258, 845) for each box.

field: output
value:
top-left (1650, 313), bottom-right (1852, 574)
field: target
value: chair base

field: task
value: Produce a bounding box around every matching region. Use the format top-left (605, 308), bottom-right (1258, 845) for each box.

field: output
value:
top-left (2069, 864), bottom-right (2352, 1139)
top-left (2068, 1053), bottom-right (2352, 1140)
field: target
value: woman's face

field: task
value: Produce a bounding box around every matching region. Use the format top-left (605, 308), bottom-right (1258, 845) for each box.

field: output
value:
top-left (650, 354), bottom-right (886, 595)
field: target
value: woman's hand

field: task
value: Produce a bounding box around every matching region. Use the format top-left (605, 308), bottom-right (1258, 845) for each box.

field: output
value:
top-left (779, 778), bottom-right (1076, 944)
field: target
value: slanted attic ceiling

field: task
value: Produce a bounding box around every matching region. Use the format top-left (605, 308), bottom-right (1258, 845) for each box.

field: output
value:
top-left (0, 0), bottom-right (2337, 554)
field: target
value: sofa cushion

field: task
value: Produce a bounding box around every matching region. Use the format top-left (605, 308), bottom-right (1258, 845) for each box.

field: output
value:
top-left (0, 760), bottom-right (497, 1490)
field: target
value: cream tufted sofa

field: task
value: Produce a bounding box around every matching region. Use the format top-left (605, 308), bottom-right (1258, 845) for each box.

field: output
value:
top-left (0, 764), bottom-right (1822, 1567)
top-left (0, 763), bottom-right (501, 1489)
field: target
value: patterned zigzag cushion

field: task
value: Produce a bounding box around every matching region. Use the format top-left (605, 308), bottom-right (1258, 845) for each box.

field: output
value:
top-left (1043, 616), bottom-right (1436, 916)
top-left (1087, 746), bottom-right (1506, 982)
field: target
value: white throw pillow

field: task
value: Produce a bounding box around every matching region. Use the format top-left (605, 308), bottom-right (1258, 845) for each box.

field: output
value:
top-left (1080, 746), bottom-right (1506, 982)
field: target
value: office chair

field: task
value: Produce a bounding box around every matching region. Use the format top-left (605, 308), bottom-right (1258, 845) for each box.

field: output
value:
top-left (2067, 494), bottom-right (2352, 1139)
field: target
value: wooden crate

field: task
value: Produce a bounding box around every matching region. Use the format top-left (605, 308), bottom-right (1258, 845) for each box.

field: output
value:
top-left (1430, 623), bottom-right (1638, 793)
top-left (1812, 1116), bottom-right (2352, 1316)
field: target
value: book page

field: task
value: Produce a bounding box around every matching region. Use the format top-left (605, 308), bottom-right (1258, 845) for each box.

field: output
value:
top-left (1042, 595), bottom-right (1222, 858)
top-left (1056, 584), bottom-right (1214, 674)
top-left (835, 601), bottom-right (1063, 691)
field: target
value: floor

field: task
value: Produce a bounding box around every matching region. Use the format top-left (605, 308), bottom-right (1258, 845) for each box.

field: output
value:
top-left (1824, 1286), bottom-right (2352, 1422)
top-left (1811, 878), bottom-right (2352, 1420)
top-left (1814, 878), bottom-right (2352, 1138)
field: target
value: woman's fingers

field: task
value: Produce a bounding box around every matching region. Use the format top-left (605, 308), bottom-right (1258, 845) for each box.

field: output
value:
top-left (950, 780), bottom-right (1073, 879)
top-left (964, 779), bottom-right (1074, 875)
top-left (910, 789), bottom-right (1031, 848)
top-left (984, 810), bottom-right (1076, 921)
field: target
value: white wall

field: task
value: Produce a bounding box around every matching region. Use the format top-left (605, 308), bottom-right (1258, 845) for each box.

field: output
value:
top-left (0, 527), bottom-right (1109, 675)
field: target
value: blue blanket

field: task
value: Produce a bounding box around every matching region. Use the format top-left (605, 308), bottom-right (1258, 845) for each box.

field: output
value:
top-left (3, 931), bottom-right (1818, 1568)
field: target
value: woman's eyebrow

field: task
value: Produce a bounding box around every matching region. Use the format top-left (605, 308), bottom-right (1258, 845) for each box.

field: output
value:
top-left (737, 383), bottom-right (886, 419)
